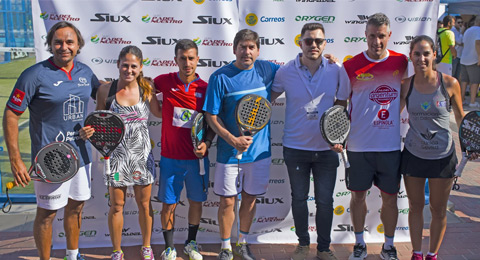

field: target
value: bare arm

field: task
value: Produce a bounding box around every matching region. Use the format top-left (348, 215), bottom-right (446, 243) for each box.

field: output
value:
top-left (450, 45), bottom-right (457, 60)
top-left (3, 108), bottom-right (29, 187)
top-left (205, 112), bottom-right (252, 153)
top-left (399, 77), bottom-right (411, 113)
top-left (445, 75), bottom-right (465, 128)
top-left (148, 92), bottom-right (162, 118)
top-left (476, 40), bottom-right (480, 66)
top-left (271, 90), bottom-right (283, 102)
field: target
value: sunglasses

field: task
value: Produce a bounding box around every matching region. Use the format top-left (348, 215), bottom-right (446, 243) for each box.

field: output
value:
top-left (302, 38), bottom-right (325, 46)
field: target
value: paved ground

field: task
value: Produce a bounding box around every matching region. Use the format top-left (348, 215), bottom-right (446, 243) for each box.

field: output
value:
top-left (1, 111), bottom-right (479, 260)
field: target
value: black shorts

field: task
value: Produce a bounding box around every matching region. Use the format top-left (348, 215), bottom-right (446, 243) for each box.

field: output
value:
top-left (400, 148), bottom-right (457, 179)
top-left (345, 151), bottom-right (401, 194)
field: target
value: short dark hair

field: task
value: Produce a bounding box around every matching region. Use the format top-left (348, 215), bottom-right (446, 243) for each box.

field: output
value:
top-left (175, 39), bottom-right (198, 56)
top-left (366, 13), bottom-right (390, 31)
top-left (301, 23), bottom-right (325, 37)
top-left (233, 29), bottom-right (260, 50)
top-left (443, 15), bottom-right (454, 27)
top-left (45, 21), bottom-right (85, 54)
top-left (455, 15), bottom-right (463, 22)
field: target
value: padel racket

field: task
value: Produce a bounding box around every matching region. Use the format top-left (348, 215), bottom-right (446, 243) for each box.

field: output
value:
top-left (234, 94), bottom-right (272, 160)
top-left (454, 111), bottom-right (480, 177)
top-left (85, 110), bottom-right (125, 187)
top-left (3, 142), bottom-right (80, 213)
top-left (191, 112), bottom-right (207, 176)
top-left (320, 105), bottom-right (351, 168)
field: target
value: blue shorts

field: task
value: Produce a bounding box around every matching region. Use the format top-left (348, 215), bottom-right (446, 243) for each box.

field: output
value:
top-left (158, 156), bottom-right (209, 204)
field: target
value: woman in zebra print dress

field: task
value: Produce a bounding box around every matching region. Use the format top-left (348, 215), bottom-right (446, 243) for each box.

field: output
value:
top-left (88, 45), bottom-right (162, 260)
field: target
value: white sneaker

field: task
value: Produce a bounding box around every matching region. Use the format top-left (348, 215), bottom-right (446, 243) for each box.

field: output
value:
top-left (469, 102), bottom-right (480, 108)
top-left (161, 247), bottom-right (177, 260)
top-left (184, 240), bottom-right (203, 260)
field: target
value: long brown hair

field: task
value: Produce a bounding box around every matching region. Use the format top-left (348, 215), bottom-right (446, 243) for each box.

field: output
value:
top-left (118, 45), bottom-right (152, 101)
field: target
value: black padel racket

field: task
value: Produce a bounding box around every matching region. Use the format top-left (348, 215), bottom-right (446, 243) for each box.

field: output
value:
top-left (3, 142), bottom-right (80, 213)
top-left (85, 110), bottom-right (125, 187)
top-left (234, 94), bottom-right (272, 160)
top-left (320, 105), bottom-right (351, 168)
top-left (191, 112), bottom-right (206, 176)
top-left (454, 111), bottom-right (480, 177)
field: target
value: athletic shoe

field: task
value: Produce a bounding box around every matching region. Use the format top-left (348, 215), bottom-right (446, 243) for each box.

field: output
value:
top-left (217, 248), bottom-right (233, 260)
top-left (161, 247), bottom-right (177, 260)
top-left (425, 254), bottom-right (437, 260)
top-left (234, 243), bottom-right (256, 260)
top-left (348, 244), bottom-right (367, 260)
top-left (469, 102), bottom-right (480, 108)
top-left (111, 251), bottom-right (124, 260)
top-left (380, 244), bottom-right (399, 260)
top-left (291, 245), bottom-right (309, 260)
top-left (184, 240), bottom-right (203, 260)
top-left (411, 252), bottom-right (423, 260)
top-left (64, 252), bottom-right (86, 260)
top-left (141, 246), bottom-right (155, 260)
top-left (317, 249), bottom-right (338, 260)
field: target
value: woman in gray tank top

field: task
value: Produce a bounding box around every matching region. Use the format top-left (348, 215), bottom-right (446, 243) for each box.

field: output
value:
top-left (398, 35), bottom-right (470, 260)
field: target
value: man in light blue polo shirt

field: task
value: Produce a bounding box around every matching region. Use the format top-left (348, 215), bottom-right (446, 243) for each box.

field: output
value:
top-left (272, 23), bottom-right (346, 260)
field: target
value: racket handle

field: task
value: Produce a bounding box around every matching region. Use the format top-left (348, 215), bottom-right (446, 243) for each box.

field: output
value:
top-left (199, 158), bottom-right (205, 175)
top-left (105, 157), bottom-right (112, 177)
top-left (341, 150), bottom-right (350, 168)
top-left (235, 150), bottom-right (243, 160)
top-left (454, 152), bottom-right (468, 177)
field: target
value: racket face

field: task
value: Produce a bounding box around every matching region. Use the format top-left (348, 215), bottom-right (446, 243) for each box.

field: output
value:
top-left (34, 142), bottom-right (80, 183)
top-left (458, 111), bottom-right (480, 152)
top-left (235, 94), bottom-right (272, 136)
top-left (85, 110), bottom-right (125, 157)
top-left (191, 112), bottom-right (206, 147)
top-left (320, 105), bottom-right (350, 145)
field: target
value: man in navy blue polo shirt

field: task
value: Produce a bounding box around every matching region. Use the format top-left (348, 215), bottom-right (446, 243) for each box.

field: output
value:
top-left (3, 21), bottom-right (99, 260)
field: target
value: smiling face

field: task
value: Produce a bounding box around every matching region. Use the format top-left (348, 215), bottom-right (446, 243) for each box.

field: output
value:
top-left (300, 29), bottom-right (326, 61)
top-left (233, 40), bottom-right (260, 70)
top-left (410, 40), bottom-right (436, 73)
top-left (365, 24), bottom-right (391, 60)
top-left (51, 27), bottom-right (80, 68)
top-left (117, 53), bottom-right (142, 83)
top-left (175, 47), bottom-right (199, 79)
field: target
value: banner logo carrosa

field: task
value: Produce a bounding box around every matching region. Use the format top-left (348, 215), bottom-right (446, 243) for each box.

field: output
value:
top-left (369, 85), bottom-right (398, 105)
top-left (141, 15), bottom-right (183, 23)
top-left (40, 12), bottom-right (80, 21)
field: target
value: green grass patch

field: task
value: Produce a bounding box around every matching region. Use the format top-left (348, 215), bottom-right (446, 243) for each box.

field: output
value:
top-left (0, 56), bottom-right (35, 194)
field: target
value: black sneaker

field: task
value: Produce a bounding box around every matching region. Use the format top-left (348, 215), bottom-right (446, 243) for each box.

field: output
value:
top-left (380, 244), bottom-right (399, 260)
top-left (348, 244), bottom-right (367, 260)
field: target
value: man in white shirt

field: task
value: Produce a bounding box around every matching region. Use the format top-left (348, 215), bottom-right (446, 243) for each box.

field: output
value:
top-left (460, 16), bottom-right (480, 108)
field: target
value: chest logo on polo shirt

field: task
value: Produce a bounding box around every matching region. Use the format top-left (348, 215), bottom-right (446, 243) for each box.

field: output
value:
top-left (77, 77), bottom-right (90, 87)
top-left (53, 81), bottom-right (63, 87)
top-left (356, 73), bottom-right (374, 81)
top-left (195, 92), bottom-right (203, 98)
top-left (369, 85), bottom-right (398, 105)
top-left (63, 94), bottom-right (84, 122)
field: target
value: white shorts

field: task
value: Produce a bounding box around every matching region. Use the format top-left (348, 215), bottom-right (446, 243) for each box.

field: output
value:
top-left (213, 157), bottom-right (270, 197)
top-left (436, 62), bottom-right (452, 76)
top-left (35, 164), bottom-right (92, 210)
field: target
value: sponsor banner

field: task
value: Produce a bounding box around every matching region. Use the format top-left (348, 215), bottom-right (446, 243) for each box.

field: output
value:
top-left (31, 0), bottom-right (438, 248)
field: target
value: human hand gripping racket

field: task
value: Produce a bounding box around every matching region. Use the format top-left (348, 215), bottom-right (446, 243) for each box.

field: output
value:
top-left (454, 111), bottom-right (480, 177)
top-left (234, 94), bottom-right (272, 160)
top-left (3, 142), bottom-right (80, 213)
top-left (84, 110), bottom-right (125, 205)
top-left (320, 105), bottom-right (351, 168)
